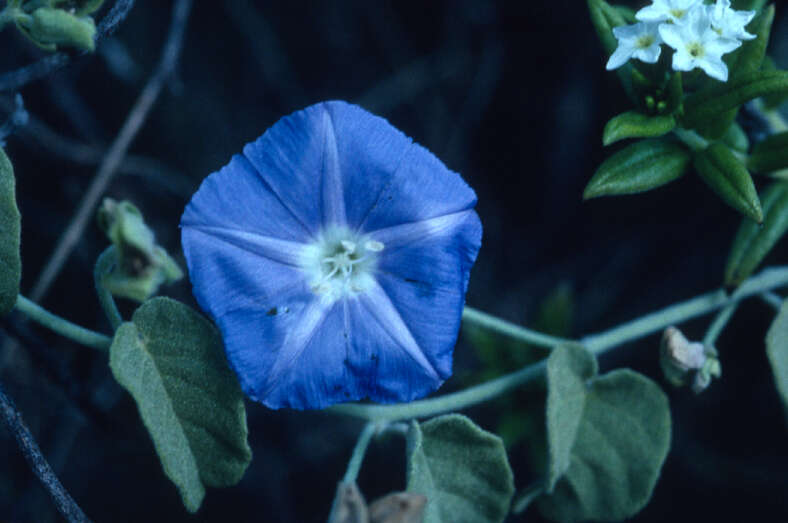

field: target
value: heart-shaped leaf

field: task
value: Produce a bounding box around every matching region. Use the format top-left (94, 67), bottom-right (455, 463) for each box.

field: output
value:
top-left (766, 301), bottom-right (788, 411)
top-left (109, 297), bottom-right (252, 512)
top-left (538, 369), bottom-right (671, 522)
top-left (406, 414), bottom-right (514, 523)
top-left (0, 147), bottom-right (20, 316)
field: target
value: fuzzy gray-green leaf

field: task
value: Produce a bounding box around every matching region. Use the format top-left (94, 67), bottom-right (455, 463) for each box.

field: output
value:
top-left (0, 148), bottom-right (20, 316)
top-left (109, 297), bottom-right (251, 513)
top-left (602, 112), bottom-right (675, 146)
top-left (766, 301), bottom-right (788, 410)
top-left (725, 181), bottom-right (788, 285)
top-left (406, 414), bottom-right (514, 523)
top-left (694, 142), bottom-right (763, 223)
top-left (538, 370), bottom-right (671, 523)
top-left (545, 344), bottom-right (597, 492)
top-left (584, 139), bottom-right (690, 199)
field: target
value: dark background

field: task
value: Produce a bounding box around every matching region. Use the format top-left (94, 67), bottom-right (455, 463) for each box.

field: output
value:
top-left (0, 1), bottom-right (787, 521)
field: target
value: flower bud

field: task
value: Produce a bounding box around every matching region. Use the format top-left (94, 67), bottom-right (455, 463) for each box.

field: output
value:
top-left (660, 326), bottom-right (720, 392)
top-left (97, 199), bottom-right (183, 302)
top-left (23, 7), bottom-right (96, 52)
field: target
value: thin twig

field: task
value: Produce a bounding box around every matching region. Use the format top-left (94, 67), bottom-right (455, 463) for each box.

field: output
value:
top-left (0, 0), bottom-right (136, 92)
top-left (30, 0), bottom-right (193, 302)
top-left (0, 381), bottom-right (92, 522)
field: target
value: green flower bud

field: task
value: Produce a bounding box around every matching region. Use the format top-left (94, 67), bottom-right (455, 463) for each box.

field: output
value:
top-left (97, 199), bottom-right (183, 302)
top-left (23, 7), bottom-right (96, 52)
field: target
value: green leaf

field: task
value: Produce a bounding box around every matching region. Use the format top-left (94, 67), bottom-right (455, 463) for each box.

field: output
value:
top-left (692, 6), bottom-right (774, 138)
top-left (682, 70), bottom-right (788, 137)
top-left (586, 0), bottom-right (626, 56)
top-left (766, 301), bottom-right (788, 410)
top-left (545, 345), bottom-right (598, 492)
top-left (587, 0), bottom-right (635, 101)
top-left (731, 0), bottom-right (768, 11)
top-left (0, 148), bottom-right (20, 316)
top-left (722, 122), bottom-right (750, 154)
top-left (603, 112), bottom-right (675, 146)
top-left (663, 71), bottom-right (683, 115)
top-left (749, 131), bottom-right (788, 174)
top-left (109, 297), bottom-right (252, 512)
top-left (406, 414), bottom-right (514, 523)
top-left (538, 370), bottom-right (672, 523)
top-left (724, 181), bottom-right (788, 285)
top-left (584, 139), bottom-right (691, 199)
top-left (694, 142), bottom-right (763, 222)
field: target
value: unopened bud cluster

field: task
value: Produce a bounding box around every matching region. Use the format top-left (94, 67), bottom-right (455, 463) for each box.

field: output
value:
top-left (660, 326), bottom-right (721, 393)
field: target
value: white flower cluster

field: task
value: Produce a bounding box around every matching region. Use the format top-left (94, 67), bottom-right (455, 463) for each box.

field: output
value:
top-left (606, 0), bottom-right (756, 82)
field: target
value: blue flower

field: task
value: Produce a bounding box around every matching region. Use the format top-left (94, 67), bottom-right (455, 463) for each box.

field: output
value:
top-left (180, 101), bottom-right (482, 410)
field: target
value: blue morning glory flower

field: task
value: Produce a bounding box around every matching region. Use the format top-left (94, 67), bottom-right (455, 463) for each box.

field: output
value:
top-left (180, 101), bottom-right (482, 410)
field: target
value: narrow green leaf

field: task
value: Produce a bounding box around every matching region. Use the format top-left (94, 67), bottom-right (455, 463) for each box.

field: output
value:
top-left (693, 6), bottom-right (775, 138)
top-left (0, 148), bottom-right (20, 316)
top-left (694, 142), bottom-right (763, 222)
top-left (584, 139), bottom-right (690, 199)
top-left (749, 131), bottom-right (788, 174)
top-left (766, 301), bottom-right (788, 410)
top-left (722, 122), bottom-right (750, 154)
top-left (586, 0), bottom-right (626, 55)
top-left (682, 70), bottom-right (788, 135)
top-left (538, 370), bottom-right (672, 523)
top-left (731, 0), bottom-right (767, 11)
top-left (724, 181), bottom-right (788, 285)
top-left (545, 345), bottom-right (598, 492)
top-left (406, 414), bottom-right (514, 523)
top-left (587, 0), bottom-right (635, 101)
top-left (664, 71), bottom-right (683, 115)
top-left (603, 112), bottom-right (675, 146)
top-left (109, 297), bottom-right (252, 513)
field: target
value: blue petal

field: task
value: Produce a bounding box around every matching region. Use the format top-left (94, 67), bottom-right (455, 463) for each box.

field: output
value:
top-left (372, 210), bottom-right (483, 376)
top-left (243, 102), bottom-right (347, 232)
top-left (181, 154), bottom-right (311, 243)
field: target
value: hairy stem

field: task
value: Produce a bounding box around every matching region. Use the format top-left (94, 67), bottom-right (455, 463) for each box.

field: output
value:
top-left (13, 295), bottom-right (112, 350)
top-left (462, 306), bottom-right (570, 348)
top-left (329, 266), bottom-right (788, 421)
top-left (94, 247), bottom-right (123, 331)
top-left (342, 422), bottom-right (377, 483)
top-left (0, 381), bottom-right (92, 522)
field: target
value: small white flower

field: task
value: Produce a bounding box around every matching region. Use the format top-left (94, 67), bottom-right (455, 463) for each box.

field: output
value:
top-left (708, 0), bottom-right (756, 41)
top-left (636, 0), bottom-right (703, 24)
top-left (606, 22), bottom-right (663, 70)
top-left (659, 6), bottom-right (741, 81)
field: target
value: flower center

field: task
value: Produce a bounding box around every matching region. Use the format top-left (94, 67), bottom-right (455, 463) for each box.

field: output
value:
top-left (302, 227), bottom-right (383, 302)
top-left (635, 35), bottom-right (655, 49)
top-left (669, 8), bottom-right (686, 19)
top-left (686, 42), bottom-right (705, 58)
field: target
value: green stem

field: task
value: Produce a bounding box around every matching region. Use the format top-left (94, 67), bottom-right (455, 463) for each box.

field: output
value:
top-left (703, 302), bottom-right (738, 347)
top-left (14, 295), bottom-right (112, 350)
top-left (329, 266), bottom-right (788, 421)
top-left (342, 422), bottom-right (377, 483)
top-left (461, 306), bottom-right (570, 348)
top-left (673, 127), bottom-right (709, 152)
top-left (760, 291), bottom-right (783, 311)
top-left (94, 246), bottom-right (123, 331)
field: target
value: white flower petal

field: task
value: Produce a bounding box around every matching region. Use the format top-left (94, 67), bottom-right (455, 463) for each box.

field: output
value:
top-left (699, 57), bottom-right (728, 81)
top-left (705, 37), bottom-right (741, 57)
top-left (671, 50), bottom-right (695, 71)
top-left (634, 44), bottom-right (662, 64)
top-left (636, 5), bottom-right (670, 22)
top-left (606, 45), bottom-right (633, 70)
top-left (659, 23), bottom-right (686, 50)
top-left (612, 23), bottom-right (643, 40)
